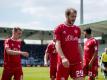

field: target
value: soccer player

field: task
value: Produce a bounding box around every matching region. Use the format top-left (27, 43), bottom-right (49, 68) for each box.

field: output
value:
top-left (54, 8), bottom-right (84, 80)
top-left (83, 28), bottom-right (98, 80)
top-left (1, 27), bottom-right (29, 80)
top-left (101, 48), bottom-right (107, 79)
top-left (44, 40), bottom-right (57, 80)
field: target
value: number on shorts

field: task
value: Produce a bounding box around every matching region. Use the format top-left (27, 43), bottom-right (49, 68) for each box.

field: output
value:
top-left (88, 72), bottom-right (92, 76)
top-left (76, 70), bottom-right (83, 77)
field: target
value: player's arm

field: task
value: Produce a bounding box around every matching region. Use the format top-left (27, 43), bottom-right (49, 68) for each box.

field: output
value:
top-left (78, 28), bottom-right (83, 62)
top-left (55, 40), bottom-right (69, 68)
top-left (44, 52), bottom-right (49, 66)
top-left (89, 41), bottom-right (98, 67)
top-left (78, 38), bottom-right (83, 62)
top-left (78, 44), bottom-right (83, 62)
top-left (6, 47), bottom-right (29, 57)
top-left (89, 51), bottom-right (97, 65)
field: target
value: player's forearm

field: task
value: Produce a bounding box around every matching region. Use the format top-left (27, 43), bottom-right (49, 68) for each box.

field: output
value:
top-left (6, 49), bottom-right (22, 55)
top-left (44, 53), bottom-right (49, 64)
top-left (89, 52), bottom-right (97, 64)
top-left (78, 44), bottom-right (83, 61)
top-left (55, 40), bottom-right (65, 58)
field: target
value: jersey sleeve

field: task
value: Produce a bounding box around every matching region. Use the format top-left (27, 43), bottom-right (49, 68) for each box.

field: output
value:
top-left (77, 27), bottom-right (82, 43)
top-left (4, 39), bottom-right (10, 49)
top-left (92, 39), bottom-right (98, 52)
top-left (78, 27), bottom-right (81, 38)
top-left (54, 25), bottom-right (62, 41)
top-left (45, 43), bottom-right (51, 54)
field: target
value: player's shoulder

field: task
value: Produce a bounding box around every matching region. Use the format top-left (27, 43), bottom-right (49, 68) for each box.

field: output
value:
top-left (57, 23), bottom-right (65, 27)
top-left (90, 37), bottom-right (98, 45)
top-left (47, 43), bottom-right (53, 49)
top-left (5, 38), bottom-right (12, 42)
top-left (54, 23), bottom-right (65, 30)
top-left (17, 39), bottom-right (22, 43)
top-left (73, 25), bottom-right (80, 30)
top-left (92, 37), bottom-right (97, 42)
top-left (49, 41), bottom-right (55, 46)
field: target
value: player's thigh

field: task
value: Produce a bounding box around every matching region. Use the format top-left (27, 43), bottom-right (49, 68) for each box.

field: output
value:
top-left (88, 66), bottom-right (98, 77)
top-left (56, 64), bottom-right (69, 80)
top-left (14, 69), bottom-right (23, 80)
top-left (50, 66), bottom-right (57, 78)
top-left (70, 64), bottom-right (84, 79)
top-left (1, 69), bottom-right (13, 80)
top-left (83, 65), bottom-right (89, 76)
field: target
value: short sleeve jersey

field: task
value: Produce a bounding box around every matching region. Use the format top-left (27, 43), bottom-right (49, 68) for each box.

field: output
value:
top-left (84, 37), bottom-right (98, 64)
top-left (4, 38), bottom-right (22, 68)
top-left (45, 41), bottom-right (57, 65)
top-left (54, 24), bottom-right (82, 64)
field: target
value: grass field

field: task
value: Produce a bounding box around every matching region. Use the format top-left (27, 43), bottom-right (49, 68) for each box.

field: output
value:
top-left (0, 67), bottom-right (105, 80)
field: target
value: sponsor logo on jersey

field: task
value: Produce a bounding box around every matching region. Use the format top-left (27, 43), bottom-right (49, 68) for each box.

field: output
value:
top-left (65, 35), bottom-right (78, 41)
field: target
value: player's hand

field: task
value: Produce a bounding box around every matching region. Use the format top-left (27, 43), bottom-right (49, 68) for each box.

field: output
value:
top-left (62, 57), bottom-right (70, 68)
top-left (44, 63), bottom-right (48, 67)
top-left (21, 52), bottom-right (29, 57)
top-left (88, 62), bottom-right (92, 69)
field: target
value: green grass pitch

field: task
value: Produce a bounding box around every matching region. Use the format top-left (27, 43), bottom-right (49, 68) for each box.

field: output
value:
top-left (0, 67), bottom-right (105, 80)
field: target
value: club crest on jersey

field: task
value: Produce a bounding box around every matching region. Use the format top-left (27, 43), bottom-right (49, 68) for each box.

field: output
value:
top-left (74, 29), bottom-right (78, 34)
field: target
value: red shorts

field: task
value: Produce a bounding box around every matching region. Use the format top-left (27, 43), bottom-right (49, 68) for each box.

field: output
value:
top-left (50, 65), bottom-right (57, 78)
top-left (83, 64), bottom-right (98, 77)
top-left (56, 63), bottom-right (83, 80)
top-left (1, 67), bottom-right (23, 80)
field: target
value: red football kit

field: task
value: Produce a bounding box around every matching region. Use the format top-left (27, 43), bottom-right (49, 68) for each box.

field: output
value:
top-left (45, 41), bottom-right (57, 78)
top-left (1, 38), bottom-right (23, 80)
top-left (54, 24), bottom-right (83, 80)
top-left (83, 37), bottom-right (98, 77)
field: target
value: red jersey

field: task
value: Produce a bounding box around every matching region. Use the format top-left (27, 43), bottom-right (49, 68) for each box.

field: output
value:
top-left (45, 41), bottom-right (57, 66)
top-left (54, 24), bottom-right (82, 64)
top-left (4, 38), bottom-right (22, 68)
top-left (84, 37), bottom-right (98, 65)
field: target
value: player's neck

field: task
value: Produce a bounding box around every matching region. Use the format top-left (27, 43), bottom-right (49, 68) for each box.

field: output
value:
top-left (11, 36), bottom-right (19, 40)
top-left (87, 35), bottom-right (92, 39)
top-left (65, 21), bottom-right (73, 27)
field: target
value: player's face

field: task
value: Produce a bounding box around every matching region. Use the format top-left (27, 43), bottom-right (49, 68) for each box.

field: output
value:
top-left (14, 30), bottom-right (22, 39)
top-left (67, 12), bottom-right (77, 25)
top-left (83, 31), bottom-right (87, 38)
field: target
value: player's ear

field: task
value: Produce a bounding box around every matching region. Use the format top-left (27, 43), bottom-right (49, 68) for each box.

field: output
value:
top-left (65, 15), bottom-right (69, 19)
top-left (67, 15), bottom-right (69, 18)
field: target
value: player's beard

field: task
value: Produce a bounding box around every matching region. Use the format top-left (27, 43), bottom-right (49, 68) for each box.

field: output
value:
top-left (71, 20), bottom-right (75, 25)
top-left (67, 20), bottom-right (75, 26)
top-left (16, 35), bottom-right (21, 39)
top-left (18, 35), bottom-right (21, 39)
